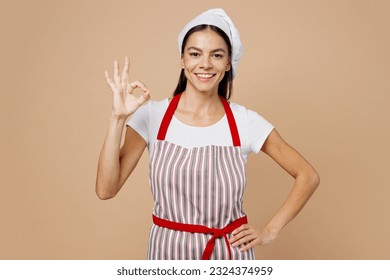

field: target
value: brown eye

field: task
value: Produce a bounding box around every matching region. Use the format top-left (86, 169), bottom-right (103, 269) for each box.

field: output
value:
top-left (189, 52), bottom-right (200, 57)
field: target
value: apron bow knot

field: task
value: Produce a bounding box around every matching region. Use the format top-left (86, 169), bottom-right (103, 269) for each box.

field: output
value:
top-left (211, 228), bottom-right (225, 238)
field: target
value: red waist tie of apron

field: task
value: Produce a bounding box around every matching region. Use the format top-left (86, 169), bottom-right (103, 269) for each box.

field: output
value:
top-left (152, 214), bottom-right (248, 260)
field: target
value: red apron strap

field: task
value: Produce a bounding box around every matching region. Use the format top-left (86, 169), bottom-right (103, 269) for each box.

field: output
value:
top-left (219, 96), bottom-right (241, 147)
top-left (153, 214), bottom-right (248, 260)
top-left (157, 93), bottom-right (182, 141)
top-left (157, 93), bottom-right (241, 146)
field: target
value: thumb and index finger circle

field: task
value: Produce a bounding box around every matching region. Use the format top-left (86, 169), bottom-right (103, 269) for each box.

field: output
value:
top-left (128, 81), bottom-right (148, 93)
top-left (128, 80), bottom-right (151, 104)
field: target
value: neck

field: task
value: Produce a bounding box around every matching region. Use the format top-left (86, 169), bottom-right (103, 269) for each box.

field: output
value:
top-left (180, 89), bottom-right (222, 116)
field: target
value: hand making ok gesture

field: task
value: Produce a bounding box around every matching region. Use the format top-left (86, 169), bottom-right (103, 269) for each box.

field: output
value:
top-left (105, 56), bottom-right (150, 118)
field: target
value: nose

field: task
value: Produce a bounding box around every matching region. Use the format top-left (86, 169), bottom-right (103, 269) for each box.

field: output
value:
top-left (200, 56), bottom-right (212, 69)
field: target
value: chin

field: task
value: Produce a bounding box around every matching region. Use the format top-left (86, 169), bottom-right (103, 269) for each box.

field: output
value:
top-left (195, 87), bottom-right (217, 95)
top-left (191, 82), bottom-right (219, 94)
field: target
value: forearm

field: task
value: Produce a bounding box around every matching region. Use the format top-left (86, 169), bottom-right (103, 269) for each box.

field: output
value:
top-left (265, 170), bottom-right (320, 235)
top-left (96, 114), bottom-right (128, 199)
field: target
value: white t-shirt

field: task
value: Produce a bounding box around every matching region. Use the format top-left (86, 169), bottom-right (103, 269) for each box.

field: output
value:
top-left (127, 98), bottom-right (274, 162)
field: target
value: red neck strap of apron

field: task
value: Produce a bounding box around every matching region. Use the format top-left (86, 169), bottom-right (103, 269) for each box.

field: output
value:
top-left (157, 93), bottom-right (241, 147)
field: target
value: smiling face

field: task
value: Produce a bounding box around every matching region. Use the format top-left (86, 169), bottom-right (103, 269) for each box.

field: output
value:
top-left (181, 28), bottom-right (231, 96)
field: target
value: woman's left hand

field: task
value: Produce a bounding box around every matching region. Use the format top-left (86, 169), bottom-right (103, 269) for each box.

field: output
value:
top-left (229, 224), bottom-right (278, 252)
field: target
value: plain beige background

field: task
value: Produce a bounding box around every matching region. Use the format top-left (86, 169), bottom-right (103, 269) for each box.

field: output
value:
top-left (1, 0), bottom-right (389, 259)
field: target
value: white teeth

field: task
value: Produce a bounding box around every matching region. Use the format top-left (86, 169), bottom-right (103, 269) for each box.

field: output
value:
top-left (196, 74), bottom-right (214, 78)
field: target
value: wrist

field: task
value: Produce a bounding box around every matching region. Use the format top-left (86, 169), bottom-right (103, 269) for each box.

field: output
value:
top-left (109, 114), bottom-right (129, 128)
top-left (110, 112), bottom-right (129, 122)
top-left (265, 223), bottom-right (281, 237)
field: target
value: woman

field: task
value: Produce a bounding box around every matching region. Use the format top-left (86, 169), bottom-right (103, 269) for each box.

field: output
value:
top-left (96, 8), bottom-right (320, 260)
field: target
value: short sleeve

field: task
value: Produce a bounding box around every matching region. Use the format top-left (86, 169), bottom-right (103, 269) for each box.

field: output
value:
top-left (245, 109), bottom-right (274, 154)
top-left (126, 103), bottom-right (150, 143)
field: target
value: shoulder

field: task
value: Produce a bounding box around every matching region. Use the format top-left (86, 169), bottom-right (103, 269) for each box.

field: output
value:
top-left (149, 98), bottom-right (169, 107)
top-left (127, 98), bottom-right (168, 124)
top-left (229, 102), bottom-right (253, 113)
top-left (127, 98), bottom-right (169, 144)
top-left (132, 98), bottom-right (168, 117)
top-left (229, 101), bottom-right (274, 154)
top-left (142, 98), bottom-right (168, 111)
top-left (229, 101), bottom-right (267, 122)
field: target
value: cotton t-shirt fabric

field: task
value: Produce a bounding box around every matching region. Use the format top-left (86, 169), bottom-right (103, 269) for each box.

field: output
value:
top-left (127, 98), bottom-right (273, 161)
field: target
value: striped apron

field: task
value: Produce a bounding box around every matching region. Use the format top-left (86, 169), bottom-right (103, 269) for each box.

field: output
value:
top-left (147, 93), bottom-right (255, 260)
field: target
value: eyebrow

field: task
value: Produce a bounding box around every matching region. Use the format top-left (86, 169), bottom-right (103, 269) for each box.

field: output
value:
top-left (186, 46), bottom-right (226, 53)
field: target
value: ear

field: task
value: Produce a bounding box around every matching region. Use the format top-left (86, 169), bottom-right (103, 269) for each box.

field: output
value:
top-left (226, 61), bottom-right (231, 72)
top-left (180, 56), bottom-right (184, 69)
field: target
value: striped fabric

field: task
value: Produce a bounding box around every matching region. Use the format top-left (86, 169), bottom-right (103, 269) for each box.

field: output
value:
top-left (148, 142), bottom-right (254, 259)
top-left (147, 93), bottom-right (255, 260)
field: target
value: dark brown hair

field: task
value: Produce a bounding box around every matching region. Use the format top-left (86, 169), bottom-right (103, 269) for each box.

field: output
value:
top-left (173, 24), bottom-right (233, 100)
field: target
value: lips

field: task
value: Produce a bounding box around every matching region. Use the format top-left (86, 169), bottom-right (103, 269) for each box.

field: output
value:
top-left (195, 73), bottom-right (216, 80)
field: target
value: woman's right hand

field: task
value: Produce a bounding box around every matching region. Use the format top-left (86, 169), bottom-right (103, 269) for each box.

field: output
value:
top-left (105, 56), bottom-right (150, 119)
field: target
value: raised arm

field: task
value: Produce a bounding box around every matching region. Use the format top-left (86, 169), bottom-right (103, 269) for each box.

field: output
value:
top-left (230, 129), bottom-right (320, 250)
top-left (95, 57), bottom-right (150, 200)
